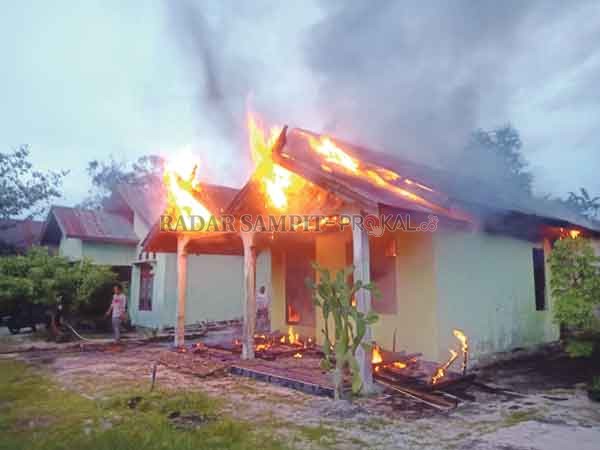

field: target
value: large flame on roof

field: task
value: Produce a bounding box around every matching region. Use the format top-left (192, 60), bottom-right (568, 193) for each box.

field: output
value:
top-left (163, 153), bottom-right (213, 229)
top-left (247, 113), bottom-right (305, 211)
top-left (307, 135), bottom-right (450, 213)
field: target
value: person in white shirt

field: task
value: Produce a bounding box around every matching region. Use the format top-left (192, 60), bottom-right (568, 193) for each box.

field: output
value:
top-left (105, 284), bottom-right (126, 342)
top-left (256, 285), bottom-right (270, 332)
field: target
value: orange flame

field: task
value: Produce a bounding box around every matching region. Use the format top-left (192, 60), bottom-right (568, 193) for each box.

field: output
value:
top-left (306, 135), bottom-right (443, 212)
top-left (392, 361), bottom-right (407, 369)
top-left (293, 352), bottom-right (303, 359)
top-left (163, 153), bottom-right (213, 230)
top-left (309, 136), bottom-right (359, 173)
top-left (569, 229), bottom-right (581, 239)
top-left (372, 345), bottom-right (383, 364)
top-left (247, 113), bottom-right (305, 210)
top-left (287, 304), bottom-right (300, 324)
top-left (256, 343), bottom-right (270, 352)
top-left (287, 326), bottom-right (300, 346)
top-left (431, 349), bottom-right (458, 385)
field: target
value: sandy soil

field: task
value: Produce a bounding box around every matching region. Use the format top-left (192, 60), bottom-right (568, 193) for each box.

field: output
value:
top-left (2, 336), bottom-right (599, 450)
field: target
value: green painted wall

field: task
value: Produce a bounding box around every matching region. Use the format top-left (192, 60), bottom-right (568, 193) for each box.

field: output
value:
top-left (58, 237), bottom-right (82, 260)
top-left (433, 229), bottom-right (559, 363)
top-left (81, 242), bottom-right (136, 266)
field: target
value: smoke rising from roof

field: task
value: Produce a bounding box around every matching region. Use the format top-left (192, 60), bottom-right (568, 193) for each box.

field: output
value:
top-left (164, 0), bottom-right (600, 199)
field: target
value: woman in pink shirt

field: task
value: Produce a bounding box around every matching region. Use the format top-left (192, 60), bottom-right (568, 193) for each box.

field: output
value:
top-left (105, 284), bottom-right (126, 342)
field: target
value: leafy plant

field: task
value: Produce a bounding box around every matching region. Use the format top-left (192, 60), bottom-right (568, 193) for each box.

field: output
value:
top-left (0, 145), bottom-right (67, 219)
top-left (0, 247), bottom-right (117, 315)
top-left (306, 263), bottom-right (379, 400)
top-left (548, 237), bottom-right (600, 358)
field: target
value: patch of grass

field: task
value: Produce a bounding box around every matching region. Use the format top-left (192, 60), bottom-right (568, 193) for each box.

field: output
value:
top-left (503, 408), bottom-right (543, 426)
top-left (0, 360), bottom-right (292, 450)
top-left (295, 423), bottom-right (337, 447)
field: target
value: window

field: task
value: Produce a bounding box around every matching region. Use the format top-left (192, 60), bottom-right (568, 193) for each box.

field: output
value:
top-left (532, 248), bottom-right (546, 311)
top-left (346, 235), bottom-right (397, 314)
top-left (369, 235), bottom-right (397, 314)
top-left (139, 263), bottom-right (154, 311)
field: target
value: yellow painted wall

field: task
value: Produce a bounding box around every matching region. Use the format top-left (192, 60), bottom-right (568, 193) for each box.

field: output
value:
top-left (268, 230), bottom-right (439, 360)
top-left (314, 232), bottom-right (348, 345)
top-left (371, 230), bottom-right (439, 360)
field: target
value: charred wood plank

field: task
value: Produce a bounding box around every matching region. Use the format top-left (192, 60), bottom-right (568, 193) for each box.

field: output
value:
top-left (375, 379), bottom-right (457, 411)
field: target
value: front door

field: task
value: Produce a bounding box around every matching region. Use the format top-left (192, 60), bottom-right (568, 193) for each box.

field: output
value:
top-left (285, 241), bottom-right (315, 327)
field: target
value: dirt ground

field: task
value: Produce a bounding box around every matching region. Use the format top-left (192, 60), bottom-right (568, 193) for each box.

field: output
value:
top-left (2, 332), bottom-right (599, 450)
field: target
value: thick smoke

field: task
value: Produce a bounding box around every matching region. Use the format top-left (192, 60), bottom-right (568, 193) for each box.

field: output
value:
top-left (305, 0), bottom-right (554, 167)
top-left (165, 0), bottom-right (600, 201)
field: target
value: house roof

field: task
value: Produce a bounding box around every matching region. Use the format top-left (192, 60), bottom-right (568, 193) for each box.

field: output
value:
top-left (41, 206), bottom-right (139, 245)
top-left (108, 182), bottom-right (238, 228)
top-left (274, 128), bottom-right (600, 233)
top-left (0, 219), bottom-right (43, 250)
top-left (141, 182), bottom-right (241, 254)
top-left (110, 183), bottom-right (167, 227)
top-left (143, 126), bottom-right (599, 253)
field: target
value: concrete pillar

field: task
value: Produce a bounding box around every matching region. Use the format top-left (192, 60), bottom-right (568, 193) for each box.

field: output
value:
top-left (241, 232), bottom-right (257, 359)
top-left (175, 236), bottom-right (189, 348)
top-left (352, 224), bottom-right (374, 393)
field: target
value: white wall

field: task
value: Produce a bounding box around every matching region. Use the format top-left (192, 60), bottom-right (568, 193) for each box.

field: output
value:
top-left (81, 242), bottom-right (136, 266)
top-left (58, 237), bottom-right (82, 260)
top-left (160, 254), bottom-right (245, 325)
top-left (433, 229), bottom-right (559, 363)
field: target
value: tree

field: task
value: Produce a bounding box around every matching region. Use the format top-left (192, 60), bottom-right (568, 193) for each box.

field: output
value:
top-left (80, 155), bottom-right (165, 208)
top-left (548, 237), bottom-right (600, 357)
top-left (0, 247), bottom-right (117, 316)
top-left (461, 125), bottom-right (533, 196)
top-left (0, 145), bottom-right (67, 219)
top-left (307, 264), bottom-right (379, 400)
top-left (564, 188), bottom-right (600, 220)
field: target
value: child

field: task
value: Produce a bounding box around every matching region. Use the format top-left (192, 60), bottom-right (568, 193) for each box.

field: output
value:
top-left (105, 284), bottom-right (126, 342)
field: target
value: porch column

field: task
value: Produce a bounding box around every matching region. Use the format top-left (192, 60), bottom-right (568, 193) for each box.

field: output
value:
top-left (241, 232), bottom-right (257, 360)
top-left (352, 224), bottom-right (374, 394)
top-left (175, 235), bottom-right (189, 348)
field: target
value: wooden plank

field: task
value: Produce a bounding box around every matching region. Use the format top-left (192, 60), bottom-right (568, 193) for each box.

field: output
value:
top-left (375, 379), bottom-right (457, 411)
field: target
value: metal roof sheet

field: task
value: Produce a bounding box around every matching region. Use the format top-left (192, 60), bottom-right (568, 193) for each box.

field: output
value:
top-left (48, 206), bottom-right (139, 244)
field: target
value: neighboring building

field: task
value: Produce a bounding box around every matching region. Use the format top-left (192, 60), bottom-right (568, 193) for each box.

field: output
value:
top-left (144, 127), bottom-right (600, 364)
top-left (103, 183), bottom-right (246, 329)
top-left (39, 206), bottom-right (138, 282)
top-left (0, 219), bottom-right (44, 254)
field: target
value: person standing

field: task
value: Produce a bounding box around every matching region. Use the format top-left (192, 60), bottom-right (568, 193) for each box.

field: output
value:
top-left (105, 284), bottom-right (126, 342)
top-left (256, 285), bottom-right (271, 332)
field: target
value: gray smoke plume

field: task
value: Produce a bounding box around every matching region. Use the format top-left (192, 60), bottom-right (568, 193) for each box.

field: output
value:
top-left (164, 0), bottom-right (600, 200)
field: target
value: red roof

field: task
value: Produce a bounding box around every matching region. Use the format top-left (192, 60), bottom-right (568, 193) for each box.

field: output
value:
top-left (43, 206), bottom-right (139, 245)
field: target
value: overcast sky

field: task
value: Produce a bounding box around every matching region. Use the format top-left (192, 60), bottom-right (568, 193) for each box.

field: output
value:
top-left (2, 0), bottom-right (599, 208)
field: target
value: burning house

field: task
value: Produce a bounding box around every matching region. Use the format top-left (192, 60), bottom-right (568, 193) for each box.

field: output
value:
top-left (143, 116), bottom-right (600, 391)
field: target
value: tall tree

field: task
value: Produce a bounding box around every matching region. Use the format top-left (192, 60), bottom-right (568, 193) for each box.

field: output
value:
top-left (461, 125), bottom-right (533, 196)
top-left (564, 188), bottom-right (600, 220)
top-left (80, 155), bottom-right (165, 209)
top-left (0, 145), bottom-right (67, 220)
